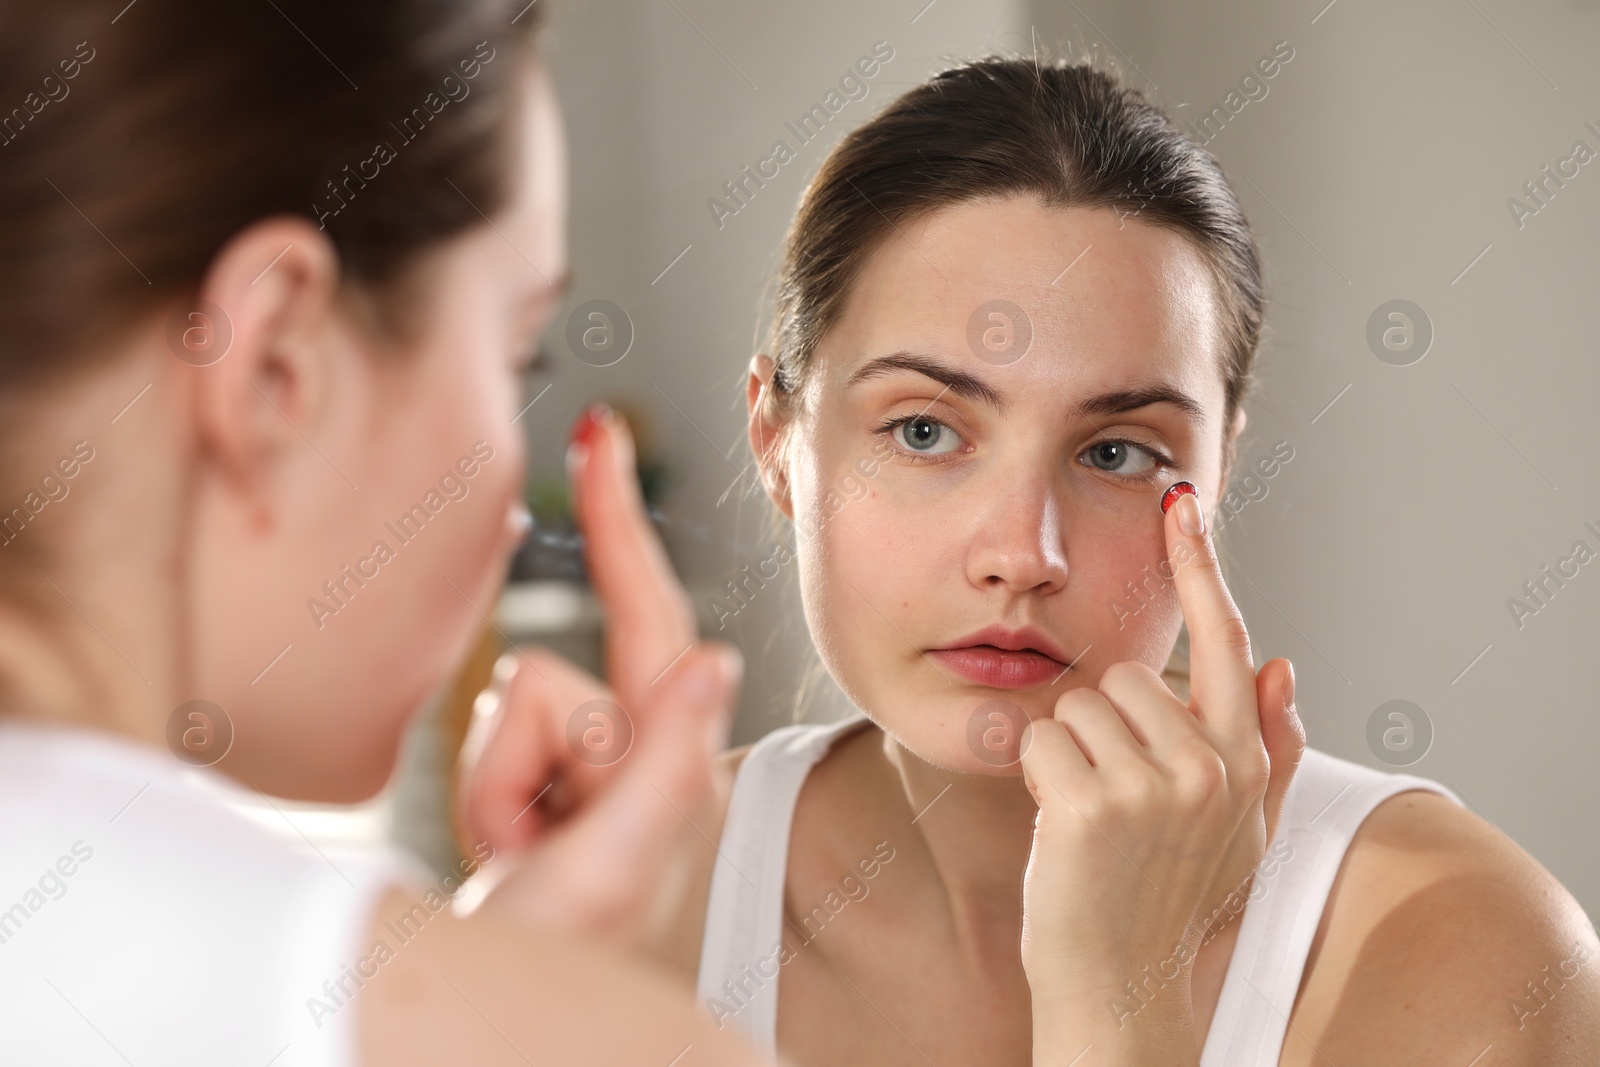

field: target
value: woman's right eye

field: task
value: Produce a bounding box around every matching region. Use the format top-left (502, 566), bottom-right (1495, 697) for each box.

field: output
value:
top-left (888, 415), bottom-right (963, 455)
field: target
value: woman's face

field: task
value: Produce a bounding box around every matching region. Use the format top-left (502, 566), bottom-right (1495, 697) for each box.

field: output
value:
top-left (190, 61), bottom-right (568, 800)
top-left (757, 196), bottom-right (1241, 775)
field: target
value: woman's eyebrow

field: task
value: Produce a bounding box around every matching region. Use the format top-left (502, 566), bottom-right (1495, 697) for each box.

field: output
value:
top-left (845, 351), bottom-right (1205, 424)
top-left (846, 352), bottom-right (1004, 409)
top-left (1075, 382), bottom-right (1208, 424)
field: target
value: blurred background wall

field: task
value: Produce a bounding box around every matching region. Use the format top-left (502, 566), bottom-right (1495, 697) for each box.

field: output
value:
top-left (374, 0), bottom-right (1599, 920)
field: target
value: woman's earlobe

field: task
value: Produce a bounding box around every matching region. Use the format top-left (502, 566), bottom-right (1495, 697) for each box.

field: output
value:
top-left (762, 459), bottom-right (791, 512)
top-left (751, 429), bottom-right (792, 516)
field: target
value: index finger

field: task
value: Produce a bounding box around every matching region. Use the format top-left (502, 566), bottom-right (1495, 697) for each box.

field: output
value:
top-left (1161, 482), bottom-right (1258, 740)
top-left (568, 404), bottom-right (697, 708)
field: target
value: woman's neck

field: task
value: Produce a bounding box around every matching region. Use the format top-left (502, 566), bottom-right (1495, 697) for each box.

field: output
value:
top-left (871, 725), bottom-right (1041, 965)
top-left (0, 592), bottom-right (174, 745)
top-left (0, 350), bottom-right (188, 745)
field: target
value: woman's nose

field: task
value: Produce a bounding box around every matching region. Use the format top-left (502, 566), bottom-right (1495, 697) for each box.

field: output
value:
top-left (964, 481), bottom-right (1069, 595)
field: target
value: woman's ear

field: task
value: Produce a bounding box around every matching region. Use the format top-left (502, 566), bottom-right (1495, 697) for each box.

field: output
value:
top-left (1217, 404), bottom-right (1248, 499)
top-left (745, 353), bottom-right (793, 519)
top-left (182, 218), bottom-right (346, 508)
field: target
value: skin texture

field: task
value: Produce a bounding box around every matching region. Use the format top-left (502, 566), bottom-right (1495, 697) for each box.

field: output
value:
top-left (0, 58), bottom-right (764, 1066)
top-left (648, 195), bottom-right (1599, 1065)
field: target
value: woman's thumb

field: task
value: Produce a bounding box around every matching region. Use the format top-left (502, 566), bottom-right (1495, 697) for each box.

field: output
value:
top-left (562, 643), bottom-right (741, 861)
top-left (1255, 657), bottom-right (1306, 846)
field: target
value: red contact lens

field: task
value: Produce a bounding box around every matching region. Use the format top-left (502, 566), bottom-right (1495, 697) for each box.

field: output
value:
top-left (568, 402), bottom-right (611, 449)
top-left (1160, 481), bottom-right (1197, 514)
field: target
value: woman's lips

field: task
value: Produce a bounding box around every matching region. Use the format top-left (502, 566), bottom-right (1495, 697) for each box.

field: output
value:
top-left (926, 645), bottom-right (1068, 688)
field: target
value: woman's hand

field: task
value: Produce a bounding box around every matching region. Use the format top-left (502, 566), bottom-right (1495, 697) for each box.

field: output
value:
top-left (453, 404), bottom-right (743, 952)
top-left (1019, 488), bottom-right (1305, 1064)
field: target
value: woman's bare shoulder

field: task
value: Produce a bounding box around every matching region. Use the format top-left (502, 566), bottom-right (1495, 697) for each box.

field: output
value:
top-left (645, 743), bottom-right (758, 986)
top-left (362, 887), bottom-right (763, 1066)
top-left (1285, 788), bottom-right (1600, 1066)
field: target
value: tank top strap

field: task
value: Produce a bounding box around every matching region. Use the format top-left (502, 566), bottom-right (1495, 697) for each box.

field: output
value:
top-left (694, 712), bottom-right (873, 1058)
top-left (1200, 746), bottom-right (1465, 1065)
top-left (698, 720), bottom-right (1463, 1066)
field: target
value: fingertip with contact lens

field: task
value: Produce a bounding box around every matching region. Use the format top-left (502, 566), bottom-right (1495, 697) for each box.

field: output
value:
top-left (1160, 480), bottom-right (1197, 515)
top-left (565, 401), bottom-right (610, 472)
top-left (566, 402), bottom-right (613, 512)
top-left (1161, 480), bottom-right (1205, 537)
top-left (568, 401), bottom-right (611, 450)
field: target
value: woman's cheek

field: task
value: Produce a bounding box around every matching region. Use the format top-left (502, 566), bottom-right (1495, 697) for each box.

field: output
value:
top-left (431, 342), bottom-right (528, 589)
top-left (435, 428), bottom-right (524, 609)
top-left (805, 490), bottom-right (919, 684)
top-left (1087, 525), bottom-right (1184, 668)
top-left (384, 337), bottom-right (526, 680)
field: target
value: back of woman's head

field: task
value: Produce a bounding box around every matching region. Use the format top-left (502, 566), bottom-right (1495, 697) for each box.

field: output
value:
top-left (0, 2), bottom-right (559, 778)
top-left (0, 0), bottom-right (542, 392)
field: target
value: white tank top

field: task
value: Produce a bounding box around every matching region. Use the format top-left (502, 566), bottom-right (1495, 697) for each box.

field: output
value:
top-left (0, 718), bottom-right (427, 1067)
top-left (695, 712), bottom-right (1465, 1065)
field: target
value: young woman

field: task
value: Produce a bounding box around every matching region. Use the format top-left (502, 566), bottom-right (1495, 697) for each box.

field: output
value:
top-left (652, 57), bottom-right (1600, 1065)
top-left (0, 2), bottom-right (763, 1065)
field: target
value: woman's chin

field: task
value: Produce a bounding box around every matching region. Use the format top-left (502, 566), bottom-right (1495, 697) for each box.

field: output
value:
top-left (872, 714), bottom-right (1035, 779)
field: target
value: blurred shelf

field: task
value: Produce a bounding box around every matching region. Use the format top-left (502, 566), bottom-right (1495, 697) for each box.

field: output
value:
top-left (494, 578), bottom-right (732, 640)
top-left (495, 579), bottom-right (604, 636)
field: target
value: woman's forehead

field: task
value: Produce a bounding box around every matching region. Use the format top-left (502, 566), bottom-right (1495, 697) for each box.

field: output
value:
top-left (814, 197), bottom-right (1229, 409)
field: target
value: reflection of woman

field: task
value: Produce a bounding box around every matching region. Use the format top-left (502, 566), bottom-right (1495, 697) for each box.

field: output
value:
top-left (660, 58), bottom-right (1599, 1064)
top-left (0, 3), bottom-right (762, 1064)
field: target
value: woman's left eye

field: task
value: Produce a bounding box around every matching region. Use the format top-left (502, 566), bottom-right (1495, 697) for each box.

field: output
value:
top-left (888, 415), bottom-right (963, 455)
top-left (1081, 439), bottom-right (1170, 480)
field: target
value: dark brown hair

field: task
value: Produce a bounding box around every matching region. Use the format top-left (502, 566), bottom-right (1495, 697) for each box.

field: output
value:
top-left (762, 54), bottom-right (1265, 474)
top-left (0, 0), bottom-right (545, 390)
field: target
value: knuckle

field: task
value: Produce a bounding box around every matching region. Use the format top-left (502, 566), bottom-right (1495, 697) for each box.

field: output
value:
top-left (1112, 766), bottom-right (1162, 813)
top-left (506, 645), bottom-right (557, 682)
top-left (1098, 659), bottom-right (1155, 693)
top-left (1238, 745), bottom-right (1272, 796)
top-left (1204, 613), bottom-right (1253, 657)
top-left (1174, 745), bottom-right (1228, 806)
top-left (1054, 686), bottom-right (1107, 720)
top-left (469, 686), bottom-right (503, 724)
top-left (490, 648), bottom-right (524, 690)
top-left (1065, 788), bottom-right (1111, 828)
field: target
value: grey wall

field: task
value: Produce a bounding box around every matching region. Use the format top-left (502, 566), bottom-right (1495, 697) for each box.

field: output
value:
top-left (1029, 0), bottom-right (1600, 916)
top-left (536, 0), bottom-right (1600, 916)
top-left (537, 0), bottom-right (1033, 740)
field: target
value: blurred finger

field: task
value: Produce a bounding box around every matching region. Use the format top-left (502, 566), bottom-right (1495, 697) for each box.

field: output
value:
top-left (568, 405), bottom-right (697, 707)
top-left (456, 647), bottom-right (603, 853)
top-left (534, 644), bottom-right (740, 892)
